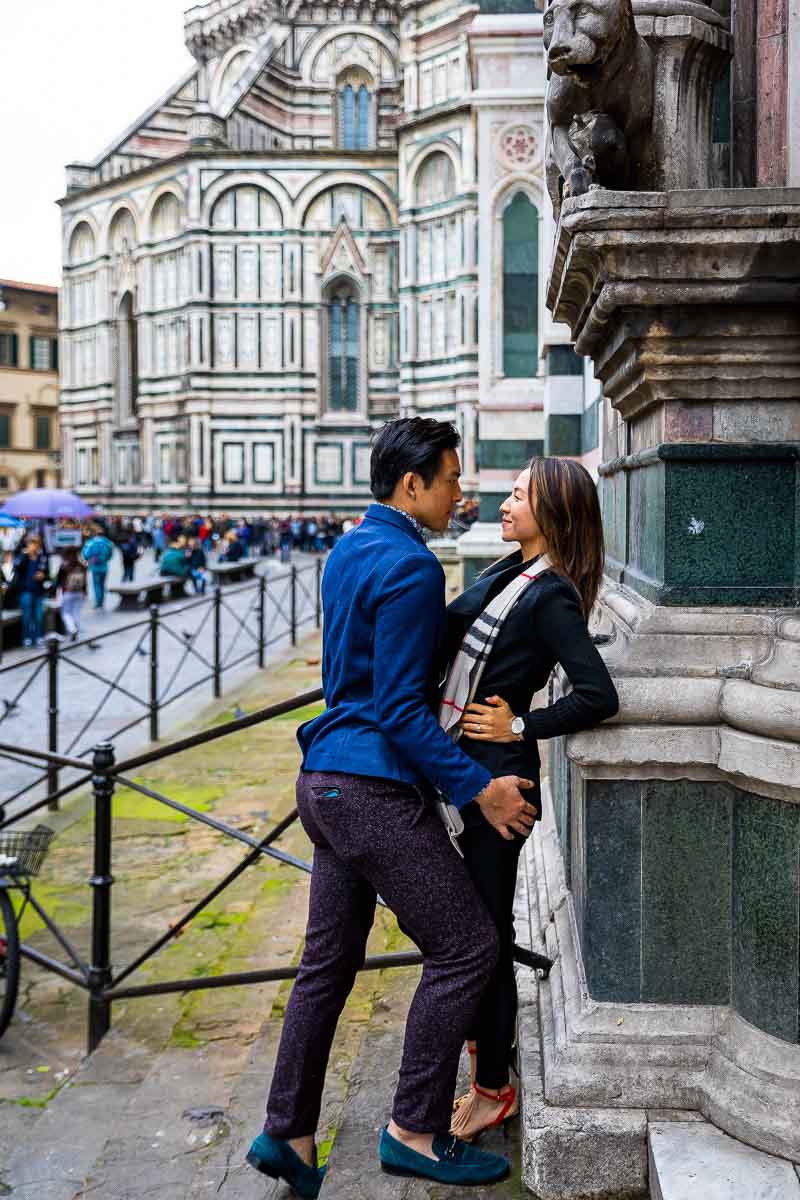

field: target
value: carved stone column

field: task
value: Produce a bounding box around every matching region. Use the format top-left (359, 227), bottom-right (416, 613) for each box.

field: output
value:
top-left (526, 185), bottom-right (800, 1199)
top-left (634, 0), bottom-right (732, 189)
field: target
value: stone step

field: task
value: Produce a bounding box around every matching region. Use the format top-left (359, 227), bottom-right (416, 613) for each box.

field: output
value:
top-left (319, 963), bottom-right (527, 1200)
top-left (649, 1120), bottom-right (800, 1200)
top-left (1, 1030), bottom-right (157, 1200)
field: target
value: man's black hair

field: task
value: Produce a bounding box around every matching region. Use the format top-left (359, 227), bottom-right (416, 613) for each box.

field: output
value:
top-left (370, 417), bottom-right (460, 501)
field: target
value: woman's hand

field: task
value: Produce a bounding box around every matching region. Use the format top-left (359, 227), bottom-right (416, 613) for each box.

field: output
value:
top-left (459, 695), bottom-right (521, 743)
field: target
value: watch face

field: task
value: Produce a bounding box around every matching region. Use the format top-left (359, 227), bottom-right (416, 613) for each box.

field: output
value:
top-left (512, 717), bottom-right (525, 735)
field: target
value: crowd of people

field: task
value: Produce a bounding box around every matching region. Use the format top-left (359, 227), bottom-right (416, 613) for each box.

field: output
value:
top-left (0, 511), bottom-right (355, 648)
top-left (0, 501), bottom-right (480, 650)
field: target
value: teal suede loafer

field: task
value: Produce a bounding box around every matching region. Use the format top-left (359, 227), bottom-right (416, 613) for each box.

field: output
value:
top-left (379, 1125), bottom-right (510, 1186)
top-left (245, 1131), bottom-right (325, 1198)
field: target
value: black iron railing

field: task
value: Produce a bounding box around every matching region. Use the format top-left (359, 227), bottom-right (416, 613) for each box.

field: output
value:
top-left (0, 562), bottom-right (322, 818)
top-left (0, 684), bottom-right (424, 1054)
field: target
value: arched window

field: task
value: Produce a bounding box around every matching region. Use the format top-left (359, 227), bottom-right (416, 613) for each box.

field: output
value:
top-left (117, 292), bottom-right (138, 421)
top-left (502, 192), bottom-right (539, 377)
top-left (338, 71), bottom-right (373, 150)
top-left (327, 281), bottom-right (360, 412)
top-left (357, 85), bottom-right (369, 147)
top-left (342, 85), bottom-right (355, 148)
top-left (151, 192), bottom-right (182, 241)
top-left (69, 222), bottom-right (96, 266)
top-left (415, 152), bottom-right (455, 206)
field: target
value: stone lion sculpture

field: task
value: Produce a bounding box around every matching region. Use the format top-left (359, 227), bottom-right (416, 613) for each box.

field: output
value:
top-left (544, 0), bottom-right (654, 215)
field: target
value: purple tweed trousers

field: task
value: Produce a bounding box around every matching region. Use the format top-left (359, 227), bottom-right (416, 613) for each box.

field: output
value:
top-left (264, 769), bottom-right (500, 1136)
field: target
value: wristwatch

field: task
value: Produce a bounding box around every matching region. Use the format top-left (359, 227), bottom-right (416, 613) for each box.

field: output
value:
top-left (510, 716), bottom-right (526, 739)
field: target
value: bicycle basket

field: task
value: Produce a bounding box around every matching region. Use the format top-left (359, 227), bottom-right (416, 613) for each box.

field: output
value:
top-left (0, 826), bottom-right (55, 877)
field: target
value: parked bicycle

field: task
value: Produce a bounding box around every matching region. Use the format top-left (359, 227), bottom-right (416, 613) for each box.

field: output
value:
top-left (0, 824), bottom-right (55, 1037)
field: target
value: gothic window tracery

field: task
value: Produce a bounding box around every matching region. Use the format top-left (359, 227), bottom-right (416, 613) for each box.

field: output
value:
top-left (336, 69), bottom-right (374, 149)
top-left (326, 280), bottom-right (360, 413)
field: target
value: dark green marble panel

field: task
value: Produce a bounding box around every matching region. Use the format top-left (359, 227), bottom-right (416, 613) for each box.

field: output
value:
top-left (544, 414), bottom-right (581, 457)
top-left (480, 0), bottom-right (539, 12)
top-left (664, 456), bottom-right (797, 604)
top-left (547, 345), bottom-right (584, 376)
top-left (581, 399), bottom-right (599, 454)
top-left (478, 492), bottom-right (507, 522)
top-left (641, 781), bottom-right (732, 1004)
top-left (733, 791), bottom-right (800, 1043)
top-left (584, 780), bottom-right (642, 1002)
top-left (600, 469), bottom-right (627, 582)
top-left (477, 438), bottom-right (543, 470)
top-left (628, 461), bottom-right (664, 597)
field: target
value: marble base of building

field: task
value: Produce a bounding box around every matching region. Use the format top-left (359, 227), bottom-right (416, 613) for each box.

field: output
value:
top-left (514, 583), bottom-right (800, 1197)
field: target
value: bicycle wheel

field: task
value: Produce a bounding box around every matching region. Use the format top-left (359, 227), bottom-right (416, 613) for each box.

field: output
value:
top-left (0, 888), bottom-right (20, 1038)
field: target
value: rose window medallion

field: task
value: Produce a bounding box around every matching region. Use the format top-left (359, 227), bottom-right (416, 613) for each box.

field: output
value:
top-left (501, 126), bottom-right (539, 169)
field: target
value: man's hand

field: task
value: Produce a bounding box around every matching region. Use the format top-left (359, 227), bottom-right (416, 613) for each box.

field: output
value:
top-left (475, 775), bottom-right (538, 841)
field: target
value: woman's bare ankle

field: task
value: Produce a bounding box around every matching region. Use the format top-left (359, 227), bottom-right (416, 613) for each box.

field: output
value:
top-left (287, 1135), bottom-right (316, 1167)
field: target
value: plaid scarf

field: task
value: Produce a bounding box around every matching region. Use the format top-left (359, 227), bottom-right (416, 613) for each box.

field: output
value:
top-left (439, 554), bottom-right (553, 737)
top-left (433, 554), bottom-right (553, 854)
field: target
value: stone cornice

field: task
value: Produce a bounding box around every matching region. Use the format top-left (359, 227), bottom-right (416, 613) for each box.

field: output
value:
top-left (185, 0), bottom-right (278, 60)
top-left (546, 189), bottom-right (800, 421)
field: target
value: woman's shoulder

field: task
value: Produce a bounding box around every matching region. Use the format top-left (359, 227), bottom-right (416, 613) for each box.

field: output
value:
top-left (519, 569), bottom-right (581, 612)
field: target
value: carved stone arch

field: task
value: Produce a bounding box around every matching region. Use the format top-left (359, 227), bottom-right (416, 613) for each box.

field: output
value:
top-left (201, 171), bottom-right (290, 227)
top-left (299, 23), bottom-right (399, 86)
top-left (67, 219), bottom-right (98, 267)
top-left (296, 173), bottom-right (397, 228)
top-left (491, 172), bottom-right (546, 217)
top-left (209, 41), bottom-right (259, 110)
top-left (407, 140), bottom-right (462, 205)
top-left (103, 202), bottom-right (141, 258)
top-left (144, 184), bottom-right (187, 242)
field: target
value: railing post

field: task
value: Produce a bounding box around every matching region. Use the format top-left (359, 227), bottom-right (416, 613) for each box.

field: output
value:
top-left (213, 585), bottom-right (222, 698)
top-left (258, 575), bottom-right (266, 669)
top-left (149, 605), bottom-right (159, 743)
top-left (88, 741), bottom-right (115, 1054)
top-left (46, 633), bottom-right (60, 810)
top-left (290, 565), bottom-right (298, 647)
top-left (0, 581), bottom-right (5, 664)
top-left (315, 558), bottom-right (322, 629)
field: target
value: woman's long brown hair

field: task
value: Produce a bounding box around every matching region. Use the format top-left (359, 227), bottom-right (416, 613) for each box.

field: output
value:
top-left (527, 457), bottom-right (605, 621)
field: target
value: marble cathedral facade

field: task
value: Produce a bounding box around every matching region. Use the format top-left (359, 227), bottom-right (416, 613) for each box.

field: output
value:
top-left (59, 0), bottom-right (597, 518)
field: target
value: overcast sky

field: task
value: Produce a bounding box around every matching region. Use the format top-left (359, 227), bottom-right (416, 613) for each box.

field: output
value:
top-left (0, 1), bottom-right (194, 287)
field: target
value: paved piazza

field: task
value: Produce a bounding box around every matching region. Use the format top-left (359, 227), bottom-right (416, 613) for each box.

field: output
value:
top-left (0, 550), bottom-right (320, 823)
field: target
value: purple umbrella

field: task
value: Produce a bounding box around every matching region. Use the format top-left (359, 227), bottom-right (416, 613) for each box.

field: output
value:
top-left (3, 489), bottom-right (95, 520)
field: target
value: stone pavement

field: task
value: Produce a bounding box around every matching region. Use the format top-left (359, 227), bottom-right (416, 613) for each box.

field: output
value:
top-left (0, 549), bottom-right (320, 823)
top-left (0, 633), bottom-right (527, 1199)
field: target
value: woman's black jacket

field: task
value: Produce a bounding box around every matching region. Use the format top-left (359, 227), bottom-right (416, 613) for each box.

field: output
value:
top-left (443, 550), bottom-right (619, 788)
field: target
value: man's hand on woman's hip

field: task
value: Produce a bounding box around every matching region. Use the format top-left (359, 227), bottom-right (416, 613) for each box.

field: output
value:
top-left (475, 776), bottom-right (538, 841)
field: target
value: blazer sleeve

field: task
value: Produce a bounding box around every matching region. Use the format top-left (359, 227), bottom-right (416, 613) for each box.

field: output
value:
top-left (521, 580), bottom-right (619, 741)
top-left (374, 553), bottom-right (492, 809)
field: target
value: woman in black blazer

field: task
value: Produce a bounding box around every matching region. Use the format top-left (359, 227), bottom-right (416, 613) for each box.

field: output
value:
top-left (445, 456), bottom-right (618, 1142)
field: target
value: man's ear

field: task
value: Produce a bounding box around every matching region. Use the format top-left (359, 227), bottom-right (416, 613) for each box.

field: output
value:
top-left (401, 470), bottom-right (417, 499)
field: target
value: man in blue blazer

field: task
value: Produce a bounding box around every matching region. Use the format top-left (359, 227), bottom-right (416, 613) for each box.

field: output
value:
top-left (247, 418), bottom-right (537, 1193)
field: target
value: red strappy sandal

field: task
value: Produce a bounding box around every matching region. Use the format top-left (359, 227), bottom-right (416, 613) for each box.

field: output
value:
top-left (450, 1082), bottom-right (519, 1143)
